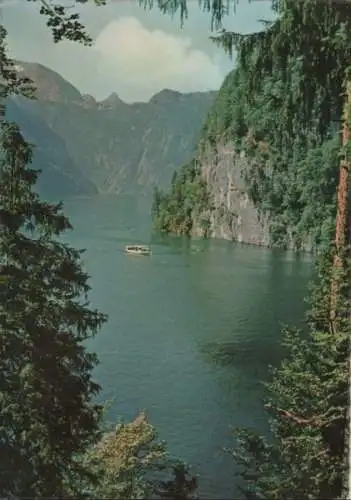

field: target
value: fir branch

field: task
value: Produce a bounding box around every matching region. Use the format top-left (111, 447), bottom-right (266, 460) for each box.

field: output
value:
top-left (264, 403), bottom-right (342, 428)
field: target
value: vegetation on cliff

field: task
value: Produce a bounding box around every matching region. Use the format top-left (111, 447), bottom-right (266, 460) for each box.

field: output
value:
top-left (152, 160), bottom-right (212, 236)
top-left (152, 1), bottom-right (350, 251)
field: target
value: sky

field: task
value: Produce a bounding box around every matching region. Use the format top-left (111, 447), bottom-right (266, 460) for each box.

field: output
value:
top-left (1, 0), bottom-right (275, 103)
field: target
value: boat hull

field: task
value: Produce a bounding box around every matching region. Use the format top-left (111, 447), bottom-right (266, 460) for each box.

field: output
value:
top-left (124, 245), bottom-right (151, 256)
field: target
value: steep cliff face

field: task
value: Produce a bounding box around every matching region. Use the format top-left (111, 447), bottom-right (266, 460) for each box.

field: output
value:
top-left (193, 143), bottom-right (269, 245)
top-left (188, 67), bottom-right (271, 245)
top-left (152, 67), bottom-right (272, 246)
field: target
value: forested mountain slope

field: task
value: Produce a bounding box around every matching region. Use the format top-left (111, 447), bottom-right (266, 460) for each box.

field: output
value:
top-left (153, 54), bottom-right (343, 251)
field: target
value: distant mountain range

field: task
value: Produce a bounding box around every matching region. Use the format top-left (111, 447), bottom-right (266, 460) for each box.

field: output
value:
top-left (7, 61), bottom-right (216, 199)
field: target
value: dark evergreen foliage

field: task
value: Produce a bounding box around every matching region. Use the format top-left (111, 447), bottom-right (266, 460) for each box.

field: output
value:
top-left (0, 118), bottom-right (108, 497)
top-left (228, 250), bottom-right (349, 499)
top-left (0, 25), bottom-right (108, 497)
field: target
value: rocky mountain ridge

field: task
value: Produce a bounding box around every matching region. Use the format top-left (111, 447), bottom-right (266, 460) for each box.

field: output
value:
top-left (8, 61), bottom-right (216, 198)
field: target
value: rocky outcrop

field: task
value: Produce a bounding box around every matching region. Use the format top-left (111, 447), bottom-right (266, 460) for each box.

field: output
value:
top-left (193, 142), bottom-right (270, 245)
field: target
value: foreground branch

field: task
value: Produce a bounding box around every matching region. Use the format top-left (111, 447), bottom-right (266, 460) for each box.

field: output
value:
top-left (264, 403), bottom-right (339, 428)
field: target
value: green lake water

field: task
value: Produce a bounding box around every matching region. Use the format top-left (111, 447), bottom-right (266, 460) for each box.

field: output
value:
top-left (63, 194), bottom-right (314, 499)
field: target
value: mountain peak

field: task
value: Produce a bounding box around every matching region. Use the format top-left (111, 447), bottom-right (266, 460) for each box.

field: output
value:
top-left (149, 89), bottom-right (183, 105)
top-left (9, 61), bottom-right (217, 198)
top-left (99, 92), bottom-right (125, 109)
top-left (81, 94), bottom-right (98, 109)
top-left (14, 60), bottom-right (82, 104)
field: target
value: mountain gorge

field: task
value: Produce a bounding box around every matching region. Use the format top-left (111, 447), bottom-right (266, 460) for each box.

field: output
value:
top-left (8, 61), bottom-right (216, 199)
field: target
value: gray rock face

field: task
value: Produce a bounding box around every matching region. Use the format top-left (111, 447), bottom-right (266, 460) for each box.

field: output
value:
top-left (191, 142), bottom-right (315, 251)
top-left (192, 142), bottom-right (270, 246)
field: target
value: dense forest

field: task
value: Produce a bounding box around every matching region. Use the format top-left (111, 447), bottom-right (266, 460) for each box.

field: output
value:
top-left (0, 0), bottom-right (350, 499)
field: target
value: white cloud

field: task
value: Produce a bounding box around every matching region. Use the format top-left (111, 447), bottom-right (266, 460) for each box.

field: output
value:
top-left (3, 1), bottom-right (275, 102)
top-left (92, 17), bottom-right (224, 102)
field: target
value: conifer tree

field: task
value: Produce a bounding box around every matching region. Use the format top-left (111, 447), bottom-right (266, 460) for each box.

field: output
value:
top-left (0, 27), bottom-right (107, 497)
top-left (228, 251), bottom-right (349, 499)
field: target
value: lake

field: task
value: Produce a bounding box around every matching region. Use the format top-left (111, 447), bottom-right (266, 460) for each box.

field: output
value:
top-left (62, 194), bottom-right (314, 499)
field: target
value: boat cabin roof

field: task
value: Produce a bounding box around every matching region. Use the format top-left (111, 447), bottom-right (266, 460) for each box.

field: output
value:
top-left (125, 245), bottom-right (150, 250)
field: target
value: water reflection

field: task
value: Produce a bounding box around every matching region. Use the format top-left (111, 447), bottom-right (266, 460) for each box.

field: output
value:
top-left (196, 245), bottom-right (314, 386)
top-left (200, 337), bottom-right (283, 369)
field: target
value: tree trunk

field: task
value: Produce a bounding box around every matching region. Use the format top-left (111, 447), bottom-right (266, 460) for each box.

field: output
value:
top-left (331, 80), bottom-right (350, 318)
top-left (335, 80), bottom-right (350, 253)
top-left (328, 79), bottom-right (350, 499)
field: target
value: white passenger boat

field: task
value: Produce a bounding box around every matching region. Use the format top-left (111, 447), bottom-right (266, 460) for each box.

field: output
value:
top-left (124, 245), bottom-right (151, 256)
